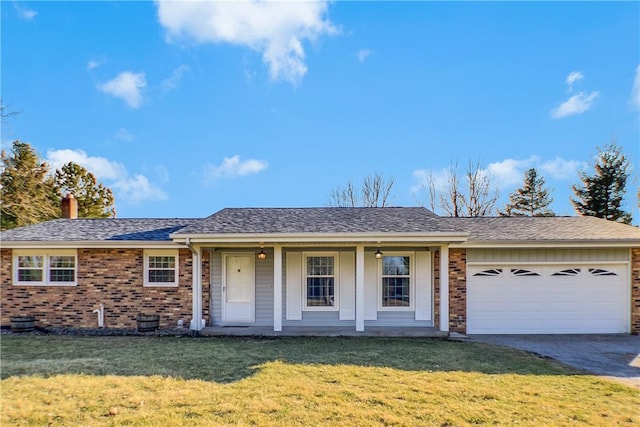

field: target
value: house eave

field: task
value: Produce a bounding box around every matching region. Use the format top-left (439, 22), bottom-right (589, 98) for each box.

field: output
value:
top-left (452, 239), bottom-right (640, 249)
top-left (0, 241), bottom-right (187, 249)
top-left (170, 232), bottom-right (469, 245)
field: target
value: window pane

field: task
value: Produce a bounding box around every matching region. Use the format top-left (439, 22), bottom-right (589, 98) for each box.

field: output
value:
top-left (148, 269), bottom-right (175, 283)
top-left (149, 256), bottom-right (175, 269)
top-left (307, 256), bottom-right (334, 276)
top-left (306, 277), bottom-right (334, 307)
top-left (18, 269), bottom-right (43, 282)
top-left (383, 256), bottom-right (410, 275)
top-left (18, 256), bottom-right (43, 268)
top-left (50, 256), bottom-right (75, 269)
top-left (50, 269), bottom-right (75, 282)
top-left (382, 277), bottom-right (410, 307)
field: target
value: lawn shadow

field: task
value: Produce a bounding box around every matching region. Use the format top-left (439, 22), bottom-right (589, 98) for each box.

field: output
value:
top-left (0, 335), bottom-right (591, 384)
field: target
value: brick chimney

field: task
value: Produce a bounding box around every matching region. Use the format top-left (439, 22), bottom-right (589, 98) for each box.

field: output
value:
top-left (61, 194), bottom-right (78, 219)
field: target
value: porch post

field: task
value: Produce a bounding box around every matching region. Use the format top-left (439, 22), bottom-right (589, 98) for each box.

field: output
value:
top-left (190, 246), bottom-right (203, 331)
top-left (355, 245), bottom-right (365, 332)
top-left (273, 245), bottom-right (283, 332)
top-left (439, 244), bottom-right (449, 332)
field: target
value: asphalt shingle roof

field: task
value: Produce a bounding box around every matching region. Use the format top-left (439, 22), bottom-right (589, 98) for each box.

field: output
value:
top-left (0, 218), bottom-right (196, 242)
top-left (443, 216), bottom-right (640, 242)
top-left (172, 207), bottom-right (449, 235)
top-left (1, 209), bottom-right (638, 244)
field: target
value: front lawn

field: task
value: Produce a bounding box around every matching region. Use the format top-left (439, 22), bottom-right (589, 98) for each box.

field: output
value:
top-left (1, 335), bottom-right (637, 426)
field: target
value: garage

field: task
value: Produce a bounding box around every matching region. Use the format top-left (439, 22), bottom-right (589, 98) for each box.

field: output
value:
top-left (466, 249), bottom-right (630, 334)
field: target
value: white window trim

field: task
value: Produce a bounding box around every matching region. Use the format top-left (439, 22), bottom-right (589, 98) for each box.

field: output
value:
top-left (144, 249), bottom-right (179, 287)
top-left (378, 251), bottom-right (415, 311)
top-left (303, 252), bottom-right (339, 312)
top-left (13, 249), bottom-right (77, 286)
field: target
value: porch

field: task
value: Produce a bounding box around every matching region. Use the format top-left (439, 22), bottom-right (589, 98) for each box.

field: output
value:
top-left (200, 326), bottom-right (448, 337)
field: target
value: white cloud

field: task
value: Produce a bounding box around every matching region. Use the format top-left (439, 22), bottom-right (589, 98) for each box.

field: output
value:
top-left (631, 64), bottom-right (640, 111)
top-left (115, 128), bottom-right (134, 142)
top-left (538, 157), bottom-right (587, 180)
top-left (487, 156), bottom-right (586, 183)
top-left (14, 2), bottom-right (37, 20)
top-left (550, 91), bottom-right (599, 119)
top-left (487, 156), bottom-right (540, 186)
top-left (98, 71), bottom-right (146, 108)
top-left (87, 60), bottom-right (100, 71)
top-left (413, 156), bottom-right (586, 195)
top-left (411, 168), bottom-right (451, 194)
top-left (155, 0), bottom-right (337, 85)
top-left (565, 70), bottom-right (583, 90)
top-left (203, 155), bottom-right (268, 182)
top-left (115, 174), bottom-right (167, 204)
top-left (161, 64), bottom-right (191, 92)
top-left (357, 49), bottom-right (371, 62)
top-left (46, 149), bottom-right (167, 204)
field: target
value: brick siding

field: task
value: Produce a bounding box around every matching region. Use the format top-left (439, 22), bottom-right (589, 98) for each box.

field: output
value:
top-left (448, 248), bottom-right (467, 334)
top-left (433, 248), bottom-right (467, 334)
top-left (632, 248), bottom-right (640, 334)
top-left (0, 248), bottom-right (201, 329)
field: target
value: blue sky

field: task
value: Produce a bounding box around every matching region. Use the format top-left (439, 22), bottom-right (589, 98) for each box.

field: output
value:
top-left (2, 1), bottom-right (639, 220)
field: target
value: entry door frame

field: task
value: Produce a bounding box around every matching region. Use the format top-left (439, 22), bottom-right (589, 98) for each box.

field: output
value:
top-left (221, 252), bottom-right (256, 323)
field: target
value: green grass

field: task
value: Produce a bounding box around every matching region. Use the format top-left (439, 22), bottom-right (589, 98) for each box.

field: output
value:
top-left (1, 335), bottom-right (637, 426)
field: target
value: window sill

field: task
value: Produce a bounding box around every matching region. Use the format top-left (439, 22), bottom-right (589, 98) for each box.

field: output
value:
top-left (143, 283), bottom-right (179, 288)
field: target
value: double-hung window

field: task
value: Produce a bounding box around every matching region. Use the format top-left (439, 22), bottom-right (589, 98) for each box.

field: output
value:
top-left (380, 254), bottom-right (412, 309)
top-left (14, 250), bottom-right (77, 286)
top-left (305, 254), bottom-right (337, 310)
top-left (144, 250), bottom-right (179, 287)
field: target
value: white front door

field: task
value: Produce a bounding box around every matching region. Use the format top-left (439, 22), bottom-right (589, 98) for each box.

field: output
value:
top-left (222, 254), bottom-right (255, 323)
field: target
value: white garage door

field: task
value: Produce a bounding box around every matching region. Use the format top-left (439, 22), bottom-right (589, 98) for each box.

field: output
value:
top-left (467, 264), bottom-right (629, 334)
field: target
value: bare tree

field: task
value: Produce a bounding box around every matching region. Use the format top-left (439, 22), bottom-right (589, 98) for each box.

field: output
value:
top-left (463, 160), bottom-right (500, 216)
top-left (439, 161), bottom-right (463, 217)
top-left (417, 160), bottom-right (499, 217)
top-left (328, 172), bottom-right (395, 207)
top-left (1, 99), bottom-right (20, 121)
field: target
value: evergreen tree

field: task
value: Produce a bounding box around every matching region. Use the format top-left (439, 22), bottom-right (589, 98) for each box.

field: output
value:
top-left (0, 141), bottom-right (58, 230)
top-left (500, 168), bottom-right (554, 217)
top-left (571, 141), bottom-right (632, 224)
top-left (54, 162), bottom-right (116, 218)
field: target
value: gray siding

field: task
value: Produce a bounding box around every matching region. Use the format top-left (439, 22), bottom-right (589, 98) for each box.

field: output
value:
top-left (209, 248), bottom-right (274, 326)
top-left (367, 312), bottom-right (432, 327)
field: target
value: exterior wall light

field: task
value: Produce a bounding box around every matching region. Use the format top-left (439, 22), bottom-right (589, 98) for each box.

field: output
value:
top-left (257, 247), bottom-right (267, 260)
top-left (375, 248), bottom-right (383, 259)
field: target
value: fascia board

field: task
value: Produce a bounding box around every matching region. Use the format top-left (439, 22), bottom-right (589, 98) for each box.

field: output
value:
top-left (170, 232), bottom-right (469, 244)
top-left (451, 240), bottom-right (640, 249)
top-left (1, 241), bottom-right (187, 249)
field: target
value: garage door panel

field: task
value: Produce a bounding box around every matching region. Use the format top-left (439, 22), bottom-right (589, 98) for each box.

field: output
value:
top-left (468, 263), bottom-right (628, 334)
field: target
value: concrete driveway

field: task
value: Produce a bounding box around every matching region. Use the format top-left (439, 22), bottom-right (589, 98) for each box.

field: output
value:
top-left (470, 334), bottom-right (640, 388)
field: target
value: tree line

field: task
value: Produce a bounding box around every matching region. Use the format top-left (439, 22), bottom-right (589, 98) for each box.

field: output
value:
top-left (329, 141), bottom-right (634, 224)
top-left (1, 141), bottom-right (115, 230)
top-left (0, 139), bottom-right (634, 230)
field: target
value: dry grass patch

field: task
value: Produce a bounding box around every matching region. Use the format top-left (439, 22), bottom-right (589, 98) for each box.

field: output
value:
top-left (1, 335), bottom-right (637, 426)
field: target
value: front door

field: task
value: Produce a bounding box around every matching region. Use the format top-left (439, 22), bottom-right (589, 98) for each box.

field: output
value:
top-left (222, 254), bottom-right (255, 323)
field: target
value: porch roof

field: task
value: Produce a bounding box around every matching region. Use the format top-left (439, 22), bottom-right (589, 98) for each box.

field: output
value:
top-left (169, 207), bottom-right (469, 244)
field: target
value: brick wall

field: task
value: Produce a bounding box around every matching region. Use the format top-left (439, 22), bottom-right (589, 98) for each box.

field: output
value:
top-left (433, 248), bottom-right (467, 334)
top-left (632, 248), bottom-right (640, 334)
top-left (0, 248), bottom-right (199, 329)
top-left (448, 248), bottom-right (467, 334)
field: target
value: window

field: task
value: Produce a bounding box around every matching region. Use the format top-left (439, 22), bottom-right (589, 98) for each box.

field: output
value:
top-left (304, 254), bottom-right (337, 310)
top-left (144, 250), bottom-right (179, 287)
top-left (381, 254), bottom-right (412, 309)
top-left (510, 268), bottom-right (540, 277)
top-left (14, 250), bottom-right (76, 286)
